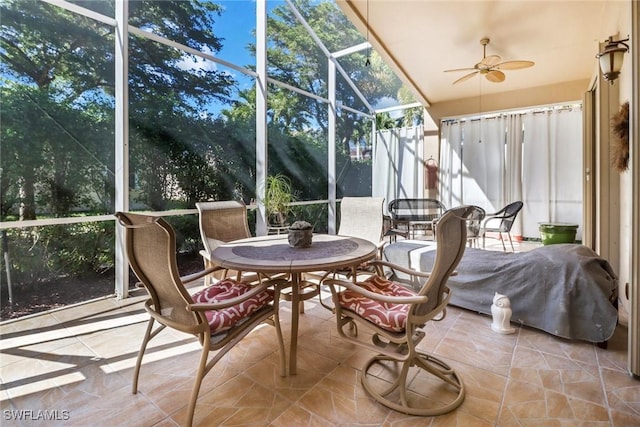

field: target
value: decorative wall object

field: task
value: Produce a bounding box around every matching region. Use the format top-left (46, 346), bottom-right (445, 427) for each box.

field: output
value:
top-left (611, 101), bottom-right (629, 172)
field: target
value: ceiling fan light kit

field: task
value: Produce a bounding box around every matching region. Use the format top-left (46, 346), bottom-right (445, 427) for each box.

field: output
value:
top-left (444, 38), bottom-right (535, 84)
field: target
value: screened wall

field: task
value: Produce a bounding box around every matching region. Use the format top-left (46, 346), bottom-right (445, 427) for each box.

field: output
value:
top-left (0, 0), bottom-right (413, 313)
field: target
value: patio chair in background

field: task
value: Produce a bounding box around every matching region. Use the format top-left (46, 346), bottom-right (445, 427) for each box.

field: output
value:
top-left (432, 204), bottom-right (485, 247)
top-left (328, 196), bottom-right (387, 282)
top-left (388, 198), bottom-right (447, 239)
top-left (480, 201), bottom-right (524, 251)
top-left (324, 205), bottom-right (474, 416)
top-left (465, 205), bottom-right (486, 247)
top-left (196, 200), bottom-right (258, 285)
top-left (115, 212), bottom-right (286, 427)
top-left (302, 196), bottom-right (386, 311)
top-left (338, 196), bottom-right (386, 258)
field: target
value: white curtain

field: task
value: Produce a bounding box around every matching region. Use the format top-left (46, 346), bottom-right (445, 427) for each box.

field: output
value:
top-left (440, 117), bottom-right (504, 212)
top-left (372, 128), bottom-right (397, 210)
top-left (505, 114), bottom-right (524, 237)
top-left (462, 117), bottom-right (505, 212)
top-left (439, 120), bottom-right (462, 209)
top-left (522, 111), bottom-right (552, 237)
top-left (373, 125), bottom-right (424, 213)
top-left (440, 106), bottom-right (582, 240)
top-left (522, 108), bottom-right (583, 239)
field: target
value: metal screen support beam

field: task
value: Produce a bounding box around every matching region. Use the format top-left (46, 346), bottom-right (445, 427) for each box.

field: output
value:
top-left (255, 0), bottom-right (268, 236)
top-left (114, 1), bottom-right (129, 299)
top-left (328, 59), bottom-right (337, 234)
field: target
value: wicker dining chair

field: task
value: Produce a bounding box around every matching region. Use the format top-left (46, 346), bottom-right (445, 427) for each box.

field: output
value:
top-left (196, 200), bottom-right (258, 285)
top-left (480, 201), bottom-right (523, 251)
top-left (115, 212), bottom-right (286, 427)
top-left (324, 205), bottom-right (473, 416)
top-left (465, 205), bottom-right (486, 247)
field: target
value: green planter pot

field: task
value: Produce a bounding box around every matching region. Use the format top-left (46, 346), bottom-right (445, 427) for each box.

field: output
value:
top-left (538, 223), bottom-right (578, 245)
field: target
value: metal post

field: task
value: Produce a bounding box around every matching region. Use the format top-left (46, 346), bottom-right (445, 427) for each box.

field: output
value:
top-left (255, 0), bottom-right (267, 236)
top-left (2, 230), bottom-right (12, 304)
top-left (114, 0), bottom-right (130, 298)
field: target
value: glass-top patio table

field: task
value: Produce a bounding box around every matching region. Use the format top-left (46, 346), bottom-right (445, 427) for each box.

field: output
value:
top-left (210, 233), bottom-right (377, 375)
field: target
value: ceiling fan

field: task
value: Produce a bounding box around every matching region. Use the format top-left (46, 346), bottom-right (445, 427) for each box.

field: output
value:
top-left (445, 38), bottom-right (535, 85)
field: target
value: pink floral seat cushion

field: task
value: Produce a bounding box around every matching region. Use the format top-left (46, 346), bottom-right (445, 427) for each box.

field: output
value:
top-left (337, 275), bottom-right (417, 332)
top-left (192, 279), bottom-right (272, 334)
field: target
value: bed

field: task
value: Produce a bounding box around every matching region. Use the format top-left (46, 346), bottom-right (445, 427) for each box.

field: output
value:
top-left (383, 242), bottom-right (618, 343)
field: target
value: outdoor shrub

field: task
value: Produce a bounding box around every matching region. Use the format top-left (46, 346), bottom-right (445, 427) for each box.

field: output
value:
top-left (0, 220), bottom-right (115, 287)
top-left (164, 215), bottom-right (200, 254)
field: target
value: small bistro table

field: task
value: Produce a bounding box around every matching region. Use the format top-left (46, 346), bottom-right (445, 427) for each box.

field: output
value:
top-left (210, 233), bottom-right (377, 375)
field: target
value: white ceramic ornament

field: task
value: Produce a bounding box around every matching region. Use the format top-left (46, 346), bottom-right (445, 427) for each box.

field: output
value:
top-left (491, 292), bottom-right (515, 334)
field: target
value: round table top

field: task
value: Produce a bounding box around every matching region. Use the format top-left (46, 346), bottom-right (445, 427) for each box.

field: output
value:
top-left (210, 234), bottom-right (377, 274)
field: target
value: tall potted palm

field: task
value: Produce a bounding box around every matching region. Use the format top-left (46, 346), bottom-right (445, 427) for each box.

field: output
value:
top-left (264, 174), bottom-right (295, 227)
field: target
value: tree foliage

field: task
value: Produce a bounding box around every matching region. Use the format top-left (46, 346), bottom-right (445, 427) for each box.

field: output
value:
top-left (1, 0), bottom-right (237, 218)
top-left (261, 0), bottom-right (400, 154)
top-left (1, 0), bottom-right (405, 287)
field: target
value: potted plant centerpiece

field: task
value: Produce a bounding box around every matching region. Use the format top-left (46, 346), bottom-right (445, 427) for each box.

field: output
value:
top-left (264, 174), bottom-right (295, 228)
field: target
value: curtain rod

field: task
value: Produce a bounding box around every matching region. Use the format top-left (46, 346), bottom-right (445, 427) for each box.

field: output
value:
top-left (442, 103), bottom-right (582, 124)
top-left (441, 102), bottom-right (582, 123)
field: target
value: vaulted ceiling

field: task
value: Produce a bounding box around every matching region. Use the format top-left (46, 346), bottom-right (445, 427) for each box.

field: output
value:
top-left (337, 0), bottom-right (629, 120)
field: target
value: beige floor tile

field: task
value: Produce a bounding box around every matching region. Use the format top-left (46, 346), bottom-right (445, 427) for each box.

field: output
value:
top-left (1, 291), bottom-right (635, 427)
top-left (435, 325), bottom-right (516, 376)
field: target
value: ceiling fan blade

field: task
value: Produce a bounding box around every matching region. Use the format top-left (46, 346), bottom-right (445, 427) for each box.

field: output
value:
top-left (479, 54), bottom-right (501, 67)
top-left (444, 67), bottom-right (477, 73)
top-left (485, 70), bottom-right (506, 83)
top-left (453, 71), bottom-right (479, 84)
top-left (495, 60), bottom-right (535, 70)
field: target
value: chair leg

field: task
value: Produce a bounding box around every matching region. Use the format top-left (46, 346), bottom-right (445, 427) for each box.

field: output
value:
top-left (507, 233), bottom-right (515, 252)
top-left (203, 259), bottom-right (216, 287)
top-left (186, 339), bottom-right (211, 427)
top-left (499, 232), bottom-right (507, 251)
top-left (132, 318), bottom-right (162, 394)
top-left (132, 319), bottom-right (152, 394)
top-left (272, 287), bottom-right (287, 377)
top-left (360, 351), bottom-right (465, 416)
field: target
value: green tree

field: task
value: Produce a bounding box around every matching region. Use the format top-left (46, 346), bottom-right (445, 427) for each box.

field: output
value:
top-left (397, 86), bottom-right (423, 127)
top-left (259, 0), bottom-right (401, 153)
top-left (1, 1), bottom-right (114, 219)
top-left (376, 112), bottom-right (397, 130)
top-left (237, 0), bottom-right (402, 200)
top-left (1, 0), bottom-right (236, 217)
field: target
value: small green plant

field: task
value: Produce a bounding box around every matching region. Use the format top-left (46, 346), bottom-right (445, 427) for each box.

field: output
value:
top-left (264, 174), bottom-right (295, 226)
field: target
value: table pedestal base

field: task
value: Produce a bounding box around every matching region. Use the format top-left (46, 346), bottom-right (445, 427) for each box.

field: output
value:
top-left (281, 275), bottom-right (319, 374)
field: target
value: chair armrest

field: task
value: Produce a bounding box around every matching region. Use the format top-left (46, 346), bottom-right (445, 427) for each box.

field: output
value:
top-left (480, 215), bottom-right (508, 228)
top-left (198, 249), bottom-right (211, 261)
top-left (180, 266), bottom-right (222, 285)
top-left (368, 260), bottom-right (432, 279)
top-left (324, 278), bottom-right (429, 305)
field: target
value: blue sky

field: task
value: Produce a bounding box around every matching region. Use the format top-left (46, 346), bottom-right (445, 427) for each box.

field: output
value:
top-left (193, 1), bottom-right (402, 116)
top-left (215, 1), bottom-right (257, 68)
top-left (214, 1), bottom-right (286, 68)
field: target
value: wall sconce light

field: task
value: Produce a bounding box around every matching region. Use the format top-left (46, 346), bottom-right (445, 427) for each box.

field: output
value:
top-left (596, 36), bottom-right (629, 83)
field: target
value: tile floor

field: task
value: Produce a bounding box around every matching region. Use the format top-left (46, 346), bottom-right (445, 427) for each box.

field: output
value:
top-left (1, 238), bottom-right (639, 426)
